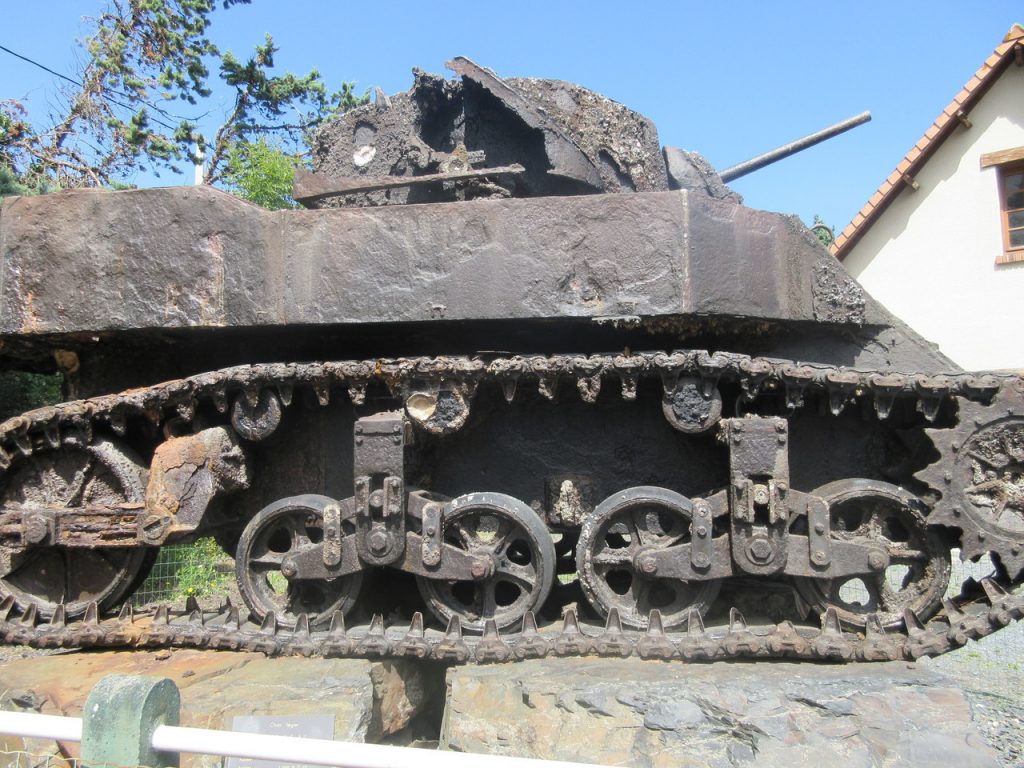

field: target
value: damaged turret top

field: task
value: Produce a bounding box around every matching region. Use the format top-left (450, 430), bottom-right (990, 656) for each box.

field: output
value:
top-left (300, 57), bottom-right (733, 207)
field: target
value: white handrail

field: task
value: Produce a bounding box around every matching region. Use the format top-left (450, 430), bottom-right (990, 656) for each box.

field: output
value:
top-left (153, 724), bottom-right (601, 768)
top-left (0, 709), bottom-right (604, 768)
top-left (0, 711), bottom-right (83, 743)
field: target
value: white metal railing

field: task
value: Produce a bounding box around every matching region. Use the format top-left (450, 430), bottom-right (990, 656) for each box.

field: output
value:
top-left (0, 709), bottom-right (605, 768)
top-left (0, 711), bottom-right (82, 743)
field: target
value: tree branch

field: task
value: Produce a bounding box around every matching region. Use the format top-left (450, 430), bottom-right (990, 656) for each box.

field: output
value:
top-left (204, 92), bottom-right (249, 185)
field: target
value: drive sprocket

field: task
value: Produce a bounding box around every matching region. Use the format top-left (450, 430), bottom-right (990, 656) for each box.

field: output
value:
top-left (917, 386), bottom-right (1024, 577)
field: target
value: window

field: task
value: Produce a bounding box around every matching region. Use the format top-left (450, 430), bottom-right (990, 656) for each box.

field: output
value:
top-left (999, 161), bottom-right (1024, 263)
top-left (981, 147), bottom-right (1024, 264)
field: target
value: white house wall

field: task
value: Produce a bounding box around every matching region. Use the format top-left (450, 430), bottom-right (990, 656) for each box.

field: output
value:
top-left (843, 64), bottom-right (1024, 372)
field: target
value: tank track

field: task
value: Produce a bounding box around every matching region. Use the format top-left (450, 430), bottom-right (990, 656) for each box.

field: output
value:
top-left (0, 350), bottom-right (1021, 663)
top-left (0, 351), bottom-right (1013, 454)
top-left (1, 579), bottom-right (1021, 663)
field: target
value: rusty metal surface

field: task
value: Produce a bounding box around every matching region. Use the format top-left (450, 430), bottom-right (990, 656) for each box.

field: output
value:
top-left (0, 350), bottom-right (1009, 463)
top-left (918, 392), bottom-right (1024, 576)
top-left (0, 578), bottom-right (1021, 665)
top-left (143, 427), bottom-right (250, 544)
top-left (0, 188), bottom-right (838, 330)
top-left (0, 186), bottom-right (954, 379)
top-left (0, 437), bottom-right (152, 616)
top-left (293, 163), bottom-right (526, 204)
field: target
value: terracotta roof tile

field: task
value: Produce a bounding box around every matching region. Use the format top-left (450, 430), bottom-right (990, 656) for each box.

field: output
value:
top-left (833, 24), bottom-right (1024, 259)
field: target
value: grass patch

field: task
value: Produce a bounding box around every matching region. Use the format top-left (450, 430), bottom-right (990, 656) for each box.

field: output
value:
top-left (133, 538), bottom-right (233, 605)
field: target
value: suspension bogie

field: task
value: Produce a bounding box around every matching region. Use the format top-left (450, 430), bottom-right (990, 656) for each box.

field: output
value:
top-left (224, 403), bottom-right (949, 634)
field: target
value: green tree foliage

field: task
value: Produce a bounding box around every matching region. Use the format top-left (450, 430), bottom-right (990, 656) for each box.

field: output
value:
top-left (223, 137), bottom-right (299, 209)
top-left (0, 164), bottom-right (29, 198)
top-left (0, 162), bottom-right (50, 197)
top-left (206, 35), bottom-right (365, 185)
top-left (0, 372), bottom-right (63, 420)
top-left (811, 214), bottom-right (835, 248)
top-left (1, 1), bottom-right (364, 190)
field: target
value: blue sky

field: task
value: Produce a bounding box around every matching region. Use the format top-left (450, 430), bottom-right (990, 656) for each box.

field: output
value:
top-left (2, 1), bottom-right (1020, 233)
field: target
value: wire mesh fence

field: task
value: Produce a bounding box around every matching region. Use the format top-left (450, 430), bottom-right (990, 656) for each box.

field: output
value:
top-left (130, 545), bottom-right (188, 606)
top-left (130, 539), bottom-right (233, 607)
top-left (0, 747), bottom-right (78, 768)
top-left (942, 550), bottom-right (1024, 665)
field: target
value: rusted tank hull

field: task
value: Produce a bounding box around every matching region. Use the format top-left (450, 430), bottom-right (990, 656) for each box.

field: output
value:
top-left (0, 187), bottom-right (951, 397)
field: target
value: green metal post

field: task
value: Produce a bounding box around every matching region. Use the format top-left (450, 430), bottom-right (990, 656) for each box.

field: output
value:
top-left (81, 674), bottom-right (181, 768)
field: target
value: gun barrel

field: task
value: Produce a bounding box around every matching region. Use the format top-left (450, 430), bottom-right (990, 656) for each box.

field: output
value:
top-left (719, 111), bottom-right (872, 183)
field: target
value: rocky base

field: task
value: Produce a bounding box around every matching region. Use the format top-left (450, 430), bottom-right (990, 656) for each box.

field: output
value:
top-left (442, 659), bottom-right (1000, 768)
top-left (0, 651), bottom-right (1002, 768)
top-left (0, 649), bottom-right (427, 767)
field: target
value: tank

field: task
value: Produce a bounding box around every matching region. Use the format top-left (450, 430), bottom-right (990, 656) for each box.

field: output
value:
top-left (0, 58), bottom-right (1020, 662)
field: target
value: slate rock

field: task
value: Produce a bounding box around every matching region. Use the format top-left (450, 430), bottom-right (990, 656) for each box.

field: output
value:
top-left (0, 649), bottom-right (424, 767)
top-left (441, 658), bottom-right (1000, 768)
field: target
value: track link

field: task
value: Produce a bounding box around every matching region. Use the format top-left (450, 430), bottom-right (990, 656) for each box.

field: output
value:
top-left (1, 576), bottom-right (1021, 664)
top-left (0, 352), bottom-right (1014, 460)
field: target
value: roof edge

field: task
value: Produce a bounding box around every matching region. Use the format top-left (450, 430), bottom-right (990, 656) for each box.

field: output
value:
top-left (833, 24), bottom-right (1024, 261)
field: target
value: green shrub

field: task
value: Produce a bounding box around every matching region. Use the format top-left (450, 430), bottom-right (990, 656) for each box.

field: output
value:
top-left (135, 538), bottom-right (232, 605)
top-left (0, 371), bottom-right (63, 420)
top-left (169, 537), bottom-right (232, 601)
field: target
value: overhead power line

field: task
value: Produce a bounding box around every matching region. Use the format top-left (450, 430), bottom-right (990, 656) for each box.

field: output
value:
top-left (0, 42), bottom-right (203, 132)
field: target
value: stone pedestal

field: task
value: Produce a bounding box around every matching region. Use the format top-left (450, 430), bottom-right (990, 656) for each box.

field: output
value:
top-left (0, 649), bottom-right (425, 766)
top-left (441, 659), bottom-right (999, 768)
top-left (0, 651), bottom-right (1003, 768)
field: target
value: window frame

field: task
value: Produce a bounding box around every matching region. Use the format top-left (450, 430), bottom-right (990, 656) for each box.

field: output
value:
top-left (996, 159), bottom-right (1024, 265)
